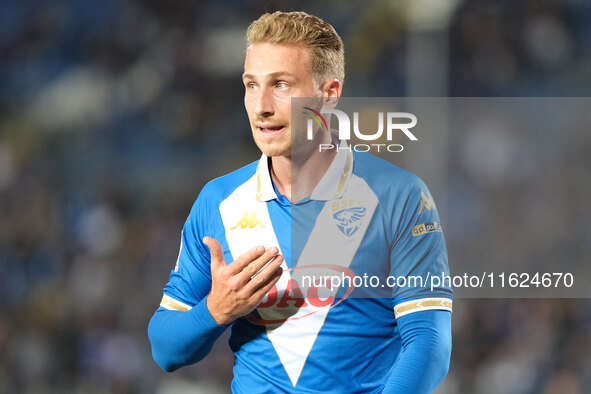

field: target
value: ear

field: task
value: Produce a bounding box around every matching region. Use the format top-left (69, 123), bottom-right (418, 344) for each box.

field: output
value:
top-left (321, 78), bottom-right (342, 108)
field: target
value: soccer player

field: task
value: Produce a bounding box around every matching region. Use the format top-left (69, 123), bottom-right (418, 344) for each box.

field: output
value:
top-left (148, 11), bottom-right (452, 393)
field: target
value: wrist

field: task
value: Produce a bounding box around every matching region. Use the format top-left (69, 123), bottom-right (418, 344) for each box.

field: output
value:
top-left (206, 296), bottom-right (231, 326)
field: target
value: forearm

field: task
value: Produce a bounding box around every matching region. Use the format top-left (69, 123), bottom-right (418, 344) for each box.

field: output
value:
top-left (383, 310), bottom-right (452, 394)
top-left (148, 296), bottom-right (227, 372)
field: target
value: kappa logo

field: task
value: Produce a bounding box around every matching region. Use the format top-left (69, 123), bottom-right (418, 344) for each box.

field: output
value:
top-left (230, 212), bottom-right (265, 230)
top-left (333, 206), bottom-right (367, 237)
top-left (419, 191), bottom-right (436, 214)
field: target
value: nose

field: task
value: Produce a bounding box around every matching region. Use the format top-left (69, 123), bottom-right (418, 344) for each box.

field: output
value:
top-left (255, 87), bottom-right (275, 118)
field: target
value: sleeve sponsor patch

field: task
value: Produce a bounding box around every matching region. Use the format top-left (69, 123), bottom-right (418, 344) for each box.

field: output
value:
top-left (412, 222), bottom-right (442, 236)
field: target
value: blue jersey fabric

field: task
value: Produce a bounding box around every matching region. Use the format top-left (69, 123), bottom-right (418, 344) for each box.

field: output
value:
top-left (149, 148), bottom-right (452, 392)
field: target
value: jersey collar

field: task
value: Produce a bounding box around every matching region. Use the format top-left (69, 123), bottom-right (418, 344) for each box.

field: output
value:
top-left (255, 142), bottom-right (354, 202)
top-left (309, 143), bottom-right (353, 201)
top-left (255, 155), bottom-right (278, 202)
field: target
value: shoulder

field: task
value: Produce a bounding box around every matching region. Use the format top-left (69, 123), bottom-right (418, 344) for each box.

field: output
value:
top-left (189, 160), bottom-right (259, 218)
top-left (352, 151), bottom-right (427, 199)
top-left (199, 160), bottom-right (259, 200)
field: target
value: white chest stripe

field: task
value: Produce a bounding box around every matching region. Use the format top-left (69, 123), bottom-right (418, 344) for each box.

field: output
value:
top-left (220, 173), bottom-right (378, 387)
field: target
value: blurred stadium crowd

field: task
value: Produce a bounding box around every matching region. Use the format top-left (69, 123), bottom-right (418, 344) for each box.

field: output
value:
top-left (1, 0), bottom-right (591, 393)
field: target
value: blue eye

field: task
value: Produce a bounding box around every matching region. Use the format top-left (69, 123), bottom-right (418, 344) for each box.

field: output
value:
top-left (277, 82), bottom-right (288, 90)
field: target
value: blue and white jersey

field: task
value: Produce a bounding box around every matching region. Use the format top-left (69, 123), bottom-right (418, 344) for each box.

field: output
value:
top-left (158, 147), bottom-right (452, 393)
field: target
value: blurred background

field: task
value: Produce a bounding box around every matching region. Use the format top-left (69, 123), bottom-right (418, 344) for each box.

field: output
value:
top-left (1, 0), bottom-right (591, 393)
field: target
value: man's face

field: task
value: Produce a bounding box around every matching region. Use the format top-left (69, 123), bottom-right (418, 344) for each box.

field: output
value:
top-left (243, 42), bottom-right (320, 157)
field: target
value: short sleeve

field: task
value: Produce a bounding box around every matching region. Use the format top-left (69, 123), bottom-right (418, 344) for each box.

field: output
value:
top-left (389, 178), bottom-right (453, 318)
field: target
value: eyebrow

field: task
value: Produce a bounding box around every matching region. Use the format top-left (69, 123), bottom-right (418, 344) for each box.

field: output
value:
top-left (242, 71), bottom-right (297, 80)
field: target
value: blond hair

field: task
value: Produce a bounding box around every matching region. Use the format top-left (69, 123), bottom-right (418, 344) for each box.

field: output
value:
top-left (245, 11), bottom-right (345, 86)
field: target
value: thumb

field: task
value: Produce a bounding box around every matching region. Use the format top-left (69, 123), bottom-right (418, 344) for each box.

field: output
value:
top-left (203, 237), bottom-right (225, 267)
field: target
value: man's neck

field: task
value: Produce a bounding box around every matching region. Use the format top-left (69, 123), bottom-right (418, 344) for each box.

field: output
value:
top-left (270, 134), bottom-right (337, 203)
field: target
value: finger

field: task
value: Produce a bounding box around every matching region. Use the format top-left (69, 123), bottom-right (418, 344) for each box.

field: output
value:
top-left (236, 246), bottom-right (280, 284)
top-left (227, 245), bottom-right (266, 275)
top-left (251, 264), bottom-right (284, 301)
top-left (244, 254), bottom-right (284, 293)
top-left (203, 237), bottom-right (225, 268)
